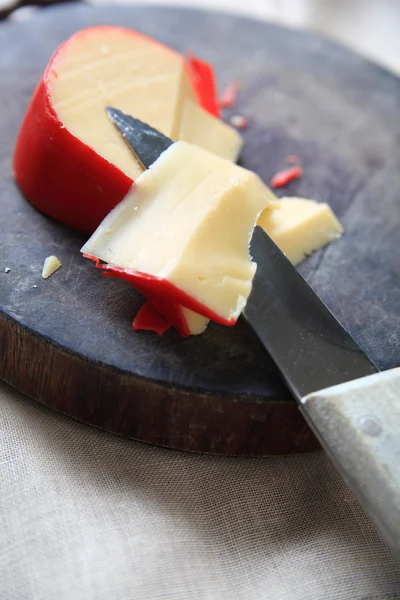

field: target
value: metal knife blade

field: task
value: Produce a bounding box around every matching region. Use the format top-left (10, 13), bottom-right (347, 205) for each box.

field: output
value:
top-left (246, 229), bottom-right (400, 557)
top-left (244, 227), bottom-right (377, 399)
top-left (106, 108), bottom-right (400, 556)
top-left (245, 230), bottom-right (400, 558)
top-left (106, 107), bottom-right (173, 169)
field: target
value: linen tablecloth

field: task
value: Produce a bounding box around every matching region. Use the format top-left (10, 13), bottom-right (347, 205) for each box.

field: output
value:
top-left (1, 1), bottom-right (400, 598)
top-left (2, 384), bottom-right (400, 599)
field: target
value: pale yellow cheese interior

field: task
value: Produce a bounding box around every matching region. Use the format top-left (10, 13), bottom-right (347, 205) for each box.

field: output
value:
top-left (258, 197), bottom-right (343, 266)
top-left (181, 307), bottom-right (209, 335)
top-left (42, 255), bottom-right (62, 279)
top-left (184, 196), bottom-right (343, 334)
top-left (179, 99), bottom-right (242, 161)
top-left (81, 141), bottom-right (276, 321)
top-left (49, 27), bottom-right (242, 181)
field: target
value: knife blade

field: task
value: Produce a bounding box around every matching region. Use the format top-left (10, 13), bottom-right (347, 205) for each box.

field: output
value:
top-left (106, 107), bottom-right (400, 556)
top-left (246, 228), bottom-right (400, 557)
top-left (245, 227), bottom-right (378, 398)
top-left (106, 107), bottom-right (173, 169)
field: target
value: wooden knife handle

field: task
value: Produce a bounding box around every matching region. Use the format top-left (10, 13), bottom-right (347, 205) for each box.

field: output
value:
top-left (301, 368), bottom-right (400, 557)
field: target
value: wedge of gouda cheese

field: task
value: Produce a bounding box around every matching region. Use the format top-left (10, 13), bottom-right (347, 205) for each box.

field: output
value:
top-left (14, 26), bottom-right (243, 234)
top-left (50, 28), bottom-right (242, 181)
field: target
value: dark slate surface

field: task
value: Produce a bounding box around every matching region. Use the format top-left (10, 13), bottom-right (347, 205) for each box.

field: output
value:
top-left (1, 3), bottom-right (399, 404)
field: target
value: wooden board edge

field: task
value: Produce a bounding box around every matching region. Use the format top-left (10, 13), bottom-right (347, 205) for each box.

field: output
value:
top-left (0, 310), bottom-right (319, 455)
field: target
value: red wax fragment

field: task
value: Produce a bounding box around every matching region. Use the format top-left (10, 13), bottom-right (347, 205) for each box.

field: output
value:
top-left (132, 301), bottom-right (170, 335)
top-left (219, 81), bottom-right (239, 109)
top-left (285, 155), bottom-right (300, 164)
top-left (271, 166), bottom-right (303, 188)
top-left (186, 52), bottom-right (220, 117)
top-left (230, 115), bottom-right (248, 129)
top-left (82, 254), bottom-right (236, 336)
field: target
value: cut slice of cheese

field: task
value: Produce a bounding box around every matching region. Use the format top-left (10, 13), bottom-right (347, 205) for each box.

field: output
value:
top-left (82, 141), bottom-right (277, 325)
top-left (258, 197), bottom-right (343, 265)
top-left (167, 196), bottom-right (343, 335)
top-left (14, 26), bottom-right (241, 233)
top-left (179, 99), bottom-right (242, 161)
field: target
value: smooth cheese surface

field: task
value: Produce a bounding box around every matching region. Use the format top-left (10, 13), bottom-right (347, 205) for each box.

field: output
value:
top-left (258, 197), bottom-right (343, 265)
top-left (82, 142), bottom-right (276, 321)
top-left (49, 27), bottom-right (242, 183)
top-left (179, 99), bottom-right (242, 162)
top-left (50, 28), bottom-right (187, 180)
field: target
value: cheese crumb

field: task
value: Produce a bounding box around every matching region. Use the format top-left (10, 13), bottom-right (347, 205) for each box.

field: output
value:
top-left (3, 267), bottom-right (10, 273)
top-left (42, 256), bottom-right (62, 279)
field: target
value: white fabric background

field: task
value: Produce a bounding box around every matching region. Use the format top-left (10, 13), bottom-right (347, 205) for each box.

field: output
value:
top-left (2, 1), bottom-right (400, 598)
top-left (1, 385), bottom-right (400, 599)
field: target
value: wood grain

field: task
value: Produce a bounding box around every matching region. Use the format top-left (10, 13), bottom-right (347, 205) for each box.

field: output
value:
top-left (0, 4), bottom-right (399, 455)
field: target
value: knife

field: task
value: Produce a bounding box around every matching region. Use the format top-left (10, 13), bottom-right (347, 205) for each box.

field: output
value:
top-left (107, 106), bottom-right (400, 556)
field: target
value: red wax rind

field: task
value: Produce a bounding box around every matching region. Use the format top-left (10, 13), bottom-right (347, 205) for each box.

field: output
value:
top-left (83, 254), bottom-right (236, 333)
top-left (132, 302), bottom-right (170, 335)
top-left (13, 76), bottom-right (132, 234)
top-left (186, 52), bottom-right (220, 117)
top-left (271, 166), bottom-right (303, 188)
top-left (13, 27), bottom-right (145, 233)
top-left (13, 26), bottom-right (221, 234)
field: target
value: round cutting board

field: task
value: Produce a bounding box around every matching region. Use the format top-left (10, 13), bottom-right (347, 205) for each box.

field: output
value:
top-left (1, 4), bottom-right (400, 456)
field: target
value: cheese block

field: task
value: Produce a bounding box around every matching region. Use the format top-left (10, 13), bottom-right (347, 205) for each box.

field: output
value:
top-left (13, 26), bottom-right (242, 233)
top-left (146, 196), bottom-right (343, 335)
top-left (258, 197), bottom-right (343, 265)
top-left (82, 141), bottom-right (277, 330)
